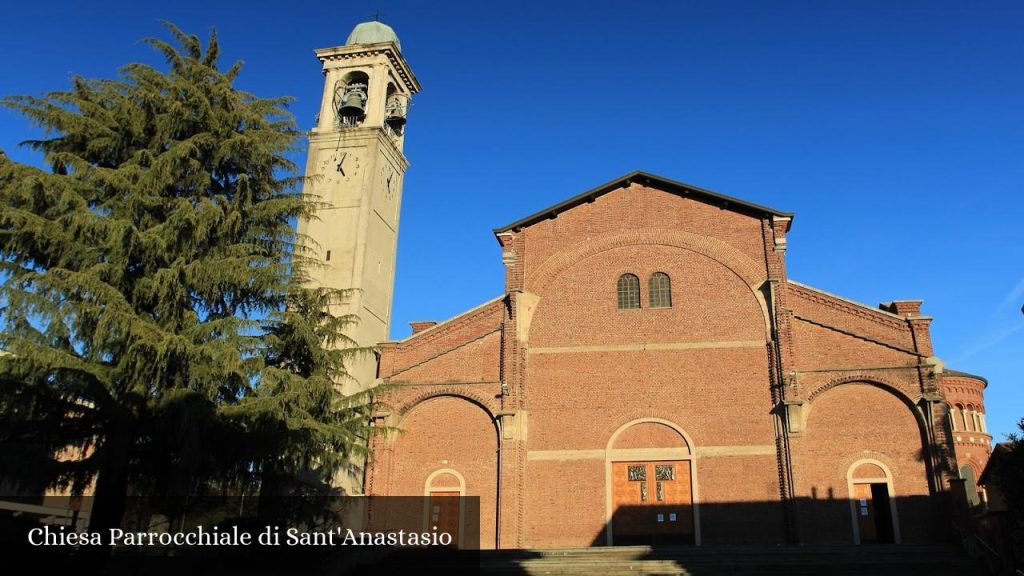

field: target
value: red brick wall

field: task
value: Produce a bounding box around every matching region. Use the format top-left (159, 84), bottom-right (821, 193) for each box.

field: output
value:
top-left (367, 177), bottom-right (980, 549)
top-left (614, 422), bottom-right (687, 449)
top-left (383, 396), bottom-right (499, 549)
top-left (378, 297), bottom-right (503, 382)
top-left (793, 383), bottom-right (933, 543)
top-left (697, 455), bottom-right (786, 543)
top-left (388, 331), bottom-right (501, 384)
top-left (516, 186), bottom-right (783, 546)
top-left (790, 320), bottom-right (919, 371)
top-left (940, 374), bottom-right (991, 478)
top-left (788, 283), bottom-right (917, 351)
top-left (524, 459), bottom-right (608, 548)
top-left (528, 246), bottom-right (767, 347)
top-left (525, 349), bottom-right (773, 451)
top-left (782, 277), bottom-right (958, 543)
top-left (519, 183), bottom-right (768, 279)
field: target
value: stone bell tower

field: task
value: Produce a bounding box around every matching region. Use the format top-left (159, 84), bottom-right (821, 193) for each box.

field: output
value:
top-left (298, 21), bottom-right (420, 400)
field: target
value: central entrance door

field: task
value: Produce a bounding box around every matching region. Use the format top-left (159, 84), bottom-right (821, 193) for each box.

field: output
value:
top-left (611, 461), bottom-right (693, 545)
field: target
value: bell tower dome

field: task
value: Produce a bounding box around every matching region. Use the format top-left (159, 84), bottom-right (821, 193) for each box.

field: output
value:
top-left (298, 21), bottom-right (421, 404)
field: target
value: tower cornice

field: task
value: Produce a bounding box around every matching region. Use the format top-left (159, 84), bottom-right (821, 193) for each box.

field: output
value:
top-left (314, 42), bottom-right (421, 94)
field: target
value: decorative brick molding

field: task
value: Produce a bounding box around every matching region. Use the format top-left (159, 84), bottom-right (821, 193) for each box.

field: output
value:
top-left (527, 228), bottom-right (767, 293)
top-left (389, 385), bottom-right (501, 422)
top-left (600, 409), bottom-right (697, 446)
top-left (837, 450), bottom-right (901, 482)
top-left (805, 374), bottom-right (921, 408)
top-left (390, 296), bottom-right (504, 350)
top-left (791, 314), bottom-right (921, 356)
top-left (788, 281), bottom-right (908, 332)
top-left (379, 296), bottom-right (504, 379)
top-left (387, 329), bottom-right (500, 380)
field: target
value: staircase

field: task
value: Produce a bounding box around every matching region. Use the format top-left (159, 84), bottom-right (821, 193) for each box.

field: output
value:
top-left (476, 544), bottom-right (989, 575)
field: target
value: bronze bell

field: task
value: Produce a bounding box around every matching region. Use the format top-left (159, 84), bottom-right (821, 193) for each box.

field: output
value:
top-left (385, 99), bottom-right (406, 133)
top-left (385, 113), bottom-right (406, 128)
top-left (339, 92), bottom-right (366, 119)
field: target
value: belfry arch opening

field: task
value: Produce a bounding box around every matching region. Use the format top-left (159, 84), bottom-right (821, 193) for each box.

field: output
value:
top-left (334, 71), bottom-right (369, 127)
top-left (384, 82), bottom-right (407, 136)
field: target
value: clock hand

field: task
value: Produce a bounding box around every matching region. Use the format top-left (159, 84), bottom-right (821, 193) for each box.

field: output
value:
top-left (336, 152), bottom-right (347, 176)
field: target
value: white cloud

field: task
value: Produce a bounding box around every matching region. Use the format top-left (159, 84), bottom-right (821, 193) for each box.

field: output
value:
top-left (953, 321), bottom-right (1024, 364)
top-left (995, 277), bottom-right (1024, 317)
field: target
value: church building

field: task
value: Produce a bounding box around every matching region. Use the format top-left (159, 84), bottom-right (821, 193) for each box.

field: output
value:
top-left (301, 22), bottom-right (992, 550)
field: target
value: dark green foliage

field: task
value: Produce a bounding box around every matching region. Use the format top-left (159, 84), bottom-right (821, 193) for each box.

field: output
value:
top-left (994, 419), bottom-right (1024, 567)
top-left (998, 420), bottom-right (1024, 509)
top-left (0, 24), bottom-right (374, 531)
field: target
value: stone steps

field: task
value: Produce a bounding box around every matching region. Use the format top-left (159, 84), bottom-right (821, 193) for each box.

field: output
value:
top-left (473, 545), bottom-right (988, 576)
top-left (341, 543), bottom-right (989, 575)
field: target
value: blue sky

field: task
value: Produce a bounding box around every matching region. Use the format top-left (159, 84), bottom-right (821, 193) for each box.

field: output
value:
top-left (1, 1), bottom-right (1021, 440)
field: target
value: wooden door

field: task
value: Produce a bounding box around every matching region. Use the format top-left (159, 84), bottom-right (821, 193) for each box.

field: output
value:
top-left (428, 491), bottom-right (460, 547)
top-left (853, 482), bottom-right (893, 544)
top-left (853, 483), bottom-right (877, 543)
top-left (611, 461), bottom-right (693, 545)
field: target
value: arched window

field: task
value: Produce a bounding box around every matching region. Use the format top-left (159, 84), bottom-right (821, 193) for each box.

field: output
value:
top-left (648, 272), bottom-right (672, 308)
top-left (617, 274), bottom-right (640, 309)
top-left (958, 404), bottom-right (970, 431)
top-left (960, 465), bottom-right (981, 508)
top-left (965, 405), bottom-right (976, 432)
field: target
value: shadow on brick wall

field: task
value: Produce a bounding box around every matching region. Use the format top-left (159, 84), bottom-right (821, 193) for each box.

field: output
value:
top-left (474, 494), bottom-right (982, 576)
top-left (1, 494), bottom-right (985, 575)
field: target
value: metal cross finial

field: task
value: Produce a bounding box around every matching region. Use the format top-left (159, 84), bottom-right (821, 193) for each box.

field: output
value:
top-left (370, 10), bottom-right (384, 22)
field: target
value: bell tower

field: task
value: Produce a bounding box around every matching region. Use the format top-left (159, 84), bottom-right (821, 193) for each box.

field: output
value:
top-left (298, 21), bottom-right (420, 398)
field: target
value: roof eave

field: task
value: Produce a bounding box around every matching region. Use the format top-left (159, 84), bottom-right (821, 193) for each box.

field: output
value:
top-left (491, 170), bottom-right (794, 237)
top-left (942, 369), bottom-right (989, 388)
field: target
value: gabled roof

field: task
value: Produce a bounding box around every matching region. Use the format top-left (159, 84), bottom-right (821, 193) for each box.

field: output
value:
top-left (492, 170), bottom-right (794, 236)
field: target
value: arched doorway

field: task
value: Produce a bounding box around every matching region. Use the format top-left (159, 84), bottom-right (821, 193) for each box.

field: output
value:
top-left (605, 419), bottom-right (698, 546)
top-left (799, 380), bottom-right (929, 543)
top-left (847, 460), bottom-right (900, 544)
top-left (424, 469), bottom-right (466, 548)
top-left (386, 395), bottom-right (499, 549)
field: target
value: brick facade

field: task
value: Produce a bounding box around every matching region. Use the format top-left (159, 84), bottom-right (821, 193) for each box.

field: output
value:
top-left (365, 171), bottom-right (987, 549)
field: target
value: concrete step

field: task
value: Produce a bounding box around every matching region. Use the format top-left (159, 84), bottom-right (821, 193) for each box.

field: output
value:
top-left (473, 544), bottom-right (988, 576)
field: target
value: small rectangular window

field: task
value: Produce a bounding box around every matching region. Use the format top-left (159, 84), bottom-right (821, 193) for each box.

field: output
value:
top-left (655, 464), bottom-right (675, 481)
top-left (326, 250), bottom-right (332, 261)
top-left (627, 465), bottom-right (647, 481)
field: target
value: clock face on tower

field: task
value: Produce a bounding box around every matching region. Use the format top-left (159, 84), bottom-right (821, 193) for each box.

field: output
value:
top-left (382, 166), bottom-right (397, 199)
top-left (318, 151), bottom-right (360, 187)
